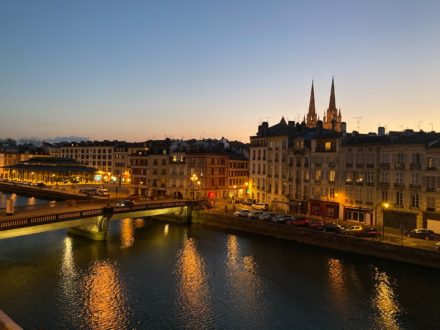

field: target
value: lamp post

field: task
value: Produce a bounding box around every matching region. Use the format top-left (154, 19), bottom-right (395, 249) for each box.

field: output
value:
top-left (382, 202), bottom-right (389, 239)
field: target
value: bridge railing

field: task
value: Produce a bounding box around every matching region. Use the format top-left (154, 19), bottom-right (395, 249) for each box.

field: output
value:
top-left (0, 199), bottom-right (208, 232)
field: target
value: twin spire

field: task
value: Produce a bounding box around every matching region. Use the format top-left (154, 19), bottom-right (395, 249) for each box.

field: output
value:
top-left (306, 77), bottom-right (342, 131)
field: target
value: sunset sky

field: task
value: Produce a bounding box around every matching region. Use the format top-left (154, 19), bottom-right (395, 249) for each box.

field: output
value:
top-left (1, 1), bottom-right (439, 142)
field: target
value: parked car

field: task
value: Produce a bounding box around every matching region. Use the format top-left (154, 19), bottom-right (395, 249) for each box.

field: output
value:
top-left (251, 203), bottom-right (268, 210)
top-left (259, 212), bottom-right (276, 221)
top-left (248, 211), bottom-right (264, 219)
top-left (436, 242), bottom-right (440, 250)
top-left (309, 220), bottom-right (324, 231)
top-left (115, 200), bottom-right (136, 207)
top-left (356, 228), bottom-right (381, 238)
top-left (323, 223), bottom-right (344, 234)
top-left (292, 217), bottom-right (309, 227)
top-left (271, 215), bottom-right (292, 224)
top-left (36, 182), bottom-right (48, 188)
top-left (233, 210), bottom-right (251, 217)
top-left (344, 225), bottom-right (364, 235)
top-left (405, 228), bottom-right (437, 240)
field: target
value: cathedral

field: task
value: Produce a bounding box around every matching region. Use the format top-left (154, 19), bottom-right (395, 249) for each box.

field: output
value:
top-left (305, 78), bottom-right (343, 132)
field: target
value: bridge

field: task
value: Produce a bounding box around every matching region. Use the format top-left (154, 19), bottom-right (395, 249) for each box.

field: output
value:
top-left (0, 199), bottom-right (207, 240)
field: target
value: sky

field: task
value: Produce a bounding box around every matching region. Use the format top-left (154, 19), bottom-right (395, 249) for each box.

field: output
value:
top-left (1, 0), bottom-right (439, 142)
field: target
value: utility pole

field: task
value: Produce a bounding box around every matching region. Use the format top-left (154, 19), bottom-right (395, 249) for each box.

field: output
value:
top-left (353, 116), bottom-right (363, 132)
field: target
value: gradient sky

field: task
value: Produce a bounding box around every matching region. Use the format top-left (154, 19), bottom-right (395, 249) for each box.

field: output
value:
top-left (1, 0), bottom-right (439, 142)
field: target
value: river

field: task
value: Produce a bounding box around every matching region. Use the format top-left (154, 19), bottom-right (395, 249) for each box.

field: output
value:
top-left (0, 215), bottom-right (439, 329)
top-left (0, 191), bottom-right (51, 209)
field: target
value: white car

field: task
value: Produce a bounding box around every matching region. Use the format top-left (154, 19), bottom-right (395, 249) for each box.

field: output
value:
top-left (233, 210), bottom-right (251, 217)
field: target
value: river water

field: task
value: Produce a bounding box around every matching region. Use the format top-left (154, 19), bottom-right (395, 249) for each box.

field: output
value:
top-left (1, 215), bottom-right (440, 329)
top-left (0, 191), bottom-right (50, 208)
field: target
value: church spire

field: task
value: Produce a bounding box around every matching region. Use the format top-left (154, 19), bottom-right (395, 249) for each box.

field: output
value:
top-left (306, 80), bottom-right (317, 128)
top-left (308, 80), bottom-right (316, 114)
top-left (329, 76), bottom-right (336, 111)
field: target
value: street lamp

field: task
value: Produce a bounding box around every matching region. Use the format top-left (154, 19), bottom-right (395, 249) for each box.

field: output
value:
top-left (382, 202), bottom-right (389, 238)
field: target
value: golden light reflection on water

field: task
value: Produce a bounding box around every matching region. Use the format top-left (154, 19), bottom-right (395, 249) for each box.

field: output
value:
top-left (372, 268), bottom-right (400, 330)
top-left (176, 238), bottom-right (212, 322)
top-left (226, 235), bottom-right (264, 321)
top-left (60, 237), bottom-right (79, 307)
top-left (164, 224), bottom-right (169, 236)
top-left (120, 218), bottom-right (134, 248)
top-left (83, 260), bottom-right (129, 330)
top-left (327, 258), bottom-right (349, 312)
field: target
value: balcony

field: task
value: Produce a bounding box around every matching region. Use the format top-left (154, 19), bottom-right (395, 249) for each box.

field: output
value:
top-left (426, 186), bottom-right (436, 192)
top-left (409, 184), bottom-right (421, 190)
top-left (365, 182), bottom-right (375, 187)
top-left (394, 183), bottom-right (405, 188)
top-left (345, 163), bottom-right (353, 168)
top-left (394, 163), bottom-right (405, 170)
top-left (345, 181), bottom-right (353, 185)
top-left (378, 182), bottom-right (389, 187)
top-left (426, 166), bottom-right (437, 171)
top-left (379, 163), bottom-right (390, 169)
top-left (366, 163), bottom-right (374, 168)
top-left (355, 163), bottom-right (364, 168)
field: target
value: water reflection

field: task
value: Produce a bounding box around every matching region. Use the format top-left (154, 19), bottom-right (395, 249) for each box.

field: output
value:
top-left (120, 218), bottom-right (134, 248)
top-left (176, 238), bottom-right (212, 326)
top-left (82, 260), bottom-right (129, 330)
top-left (164, 224), bottom-right (169, 236)
top-left (327, 258), bottom-right (349, 312)
top-left (60, 237), bottom-right (79, 308)
top-left (226, 235), bottom-right (265, 323)
top-left (372, 268), bottom-right (400, 329)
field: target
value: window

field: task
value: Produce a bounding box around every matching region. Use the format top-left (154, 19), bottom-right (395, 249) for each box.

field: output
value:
top-left (381, 190), bottom-right (388, 202)
top-left (329, 170), bottom-right (336, 183)
top-left (315, 169), bottom-right (321, 181)
top-left (427, 196), bottom-right (436, 212)
top-left (395, 191), bottom-right (403, 207)
top-left (411, 172), bottom-right (420, 185)
top-left (427, 157), bottom-right (435, 169)
top-left (366, 171), bottom-right (374, 183)
top-left (380, 171), bottom-right (388, 183)
top-left (410, 192), bottom-right (419, 208)
top-left (395, 172), bottom-right (403, 184)
top-left (325, 142), bottom-right (332, 151)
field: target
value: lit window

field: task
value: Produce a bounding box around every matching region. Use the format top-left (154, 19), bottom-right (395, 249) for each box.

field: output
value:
top-left (325, 142), bottom-right (332, 151)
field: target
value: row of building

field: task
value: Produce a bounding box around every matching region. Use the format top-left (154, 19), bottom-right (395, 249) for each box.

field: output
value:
top-left (1, 138), bottom-right (250, 202)
top-left (249, 79), bottom-right (440, 232)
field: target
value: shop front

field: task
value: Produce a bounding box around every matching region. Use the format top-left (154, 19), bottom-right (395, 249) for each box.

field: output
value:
top-left (309, 199), bottom-right (339, 219)
top-left (344, 207), bottom-right (374, 225)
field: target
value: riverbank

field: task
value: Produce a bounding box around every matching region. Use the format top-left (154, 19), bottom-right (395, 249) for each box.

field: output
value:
top-left (192, 211), bottom-right (440, 269)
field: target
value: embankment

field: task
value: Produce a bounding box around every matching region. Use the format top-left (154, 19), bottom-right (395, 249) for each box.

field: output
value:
top-left (193, 212), bottom-right (440, 269)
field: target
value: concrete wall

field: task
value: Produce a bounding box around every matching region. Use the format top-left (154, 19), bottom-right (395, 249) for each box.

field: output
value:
top-left (193, 212), bottom-right (440, 269)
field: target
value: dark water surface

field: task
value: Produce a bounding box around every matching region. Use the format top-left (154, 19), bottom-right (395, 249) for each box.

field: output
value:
top-left (0, 191), bottom-right (50, 208)
top-left (0, 218), bottom-right (439, 329)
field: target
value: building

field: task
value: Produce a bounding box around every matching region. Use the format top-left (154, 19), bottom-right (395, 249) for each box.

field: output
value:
top-left (2, 157), bottom-right (96, 183)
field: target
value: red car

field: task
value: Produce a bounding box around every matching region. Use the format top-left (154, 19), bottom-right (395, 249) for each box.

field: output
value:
top-left (286, 217), bottom-right (309, 227)
top-left (355, 228), bottom-right (381, 238)
top-left (309, 220), bottom-right (324, 230)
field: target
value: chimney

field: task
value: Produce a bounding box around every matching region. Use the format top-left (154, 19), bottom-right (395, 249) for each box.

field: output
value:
top-left (340, 122), bottom-right (347, 133)
top-left (317, 120), bottom-right (323, 135)
top-left (262, 122), bottom-right (269, 136)
top-left (378, 126), bottom-right (385, 136)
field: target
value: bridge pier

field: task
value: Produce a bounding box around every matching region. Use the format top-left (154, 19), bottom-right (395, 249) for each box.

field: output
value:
top-left (67, 206), bottom-right (113, 241)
